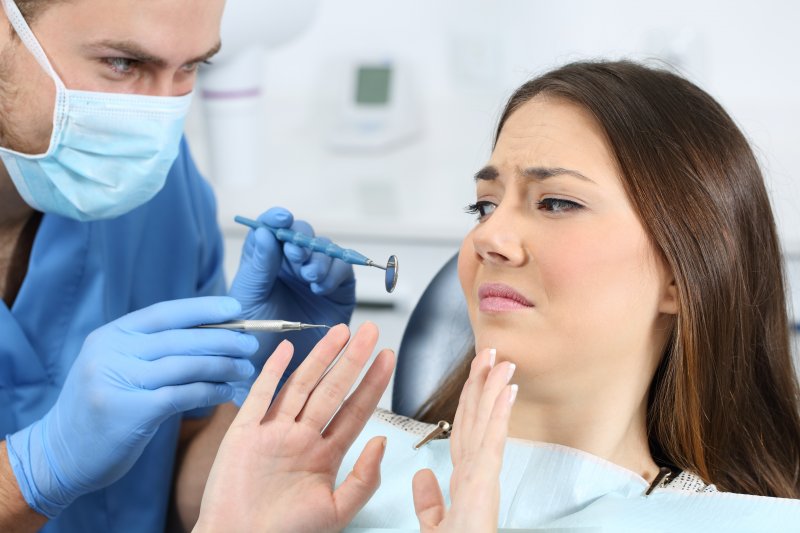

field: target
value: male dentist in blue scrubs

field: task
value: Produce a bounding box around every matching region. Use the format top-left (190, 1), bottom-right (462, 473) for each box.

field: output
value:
top-left (0, 1), bottom-right (355, 531)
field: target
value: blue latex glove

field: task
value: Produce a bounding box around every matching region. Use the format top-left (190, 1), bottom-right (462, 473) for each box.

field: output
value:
top-left (228, 206), bottom-right (356, 401)
top-left (5, 297), bottom-right (258, 519)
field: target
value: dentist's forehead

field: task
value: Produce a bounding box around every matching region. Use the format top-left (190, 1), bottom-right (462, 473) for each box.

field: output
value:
top-left (36, 0), bottom-right (224, 64)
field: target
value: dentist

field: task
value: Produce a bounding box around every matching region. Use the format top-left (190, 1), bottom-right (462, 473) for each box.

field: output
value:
top-left (0, 1), bottom-right (355, 531)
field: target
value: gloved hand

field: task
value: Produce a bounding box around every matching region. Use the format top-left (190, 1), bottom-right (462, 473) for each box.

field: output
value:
top-left (5, 297), bottom-right (258, 519)
top-left (228, 206), bottom-right (356, 402)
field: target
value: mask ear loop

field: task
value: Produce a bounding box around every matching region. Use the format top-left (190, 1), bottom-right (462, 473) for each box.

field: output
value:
top-left (1, 0), bottom-right (69, 155)
top-left (1, 0), bottom-right (65, 89)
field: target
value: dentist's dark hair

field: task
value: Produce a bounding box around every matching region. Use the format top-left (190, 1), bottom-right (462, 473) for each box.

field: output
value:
top-left (417, 60), bottom-right (800, 498)
top-left (11, 0), bottom-right (59, 23)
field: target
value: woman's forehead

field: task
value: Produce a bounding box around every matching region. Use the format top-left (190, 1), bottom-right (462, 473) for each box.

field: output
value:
top-left (490, 96), bottom-right (620, 187)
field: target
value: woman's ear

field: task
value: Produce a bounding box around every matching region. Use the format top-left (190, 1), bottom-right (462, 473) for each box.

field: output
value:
top-left (659, 278), bottom-right (678, 314)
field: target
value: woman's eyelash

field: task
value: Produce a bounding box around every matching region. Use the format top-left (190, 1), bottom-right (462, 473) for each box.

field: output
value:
top-left (465, 198), bottom-right (584, 220)
top-left (536, 198), bottom-right (584, 213)
top-left (465, 201), bottom-right (495, 220)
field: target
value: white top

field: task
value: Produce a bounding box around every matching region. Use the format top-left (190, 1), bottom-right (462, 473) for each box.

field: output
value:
top-left (337, 409), bottom-right (797, 532)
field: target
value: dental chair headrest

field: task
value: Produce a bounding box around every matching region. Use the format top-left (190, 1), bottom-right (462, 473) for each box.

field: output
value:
top-left (392, 253), bottom-right (473, 418)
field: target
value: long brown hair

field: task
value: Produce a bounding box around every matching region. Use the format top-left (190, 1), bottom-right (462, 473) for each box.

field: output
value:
top-left (417, 60), bottom-right (800, 498)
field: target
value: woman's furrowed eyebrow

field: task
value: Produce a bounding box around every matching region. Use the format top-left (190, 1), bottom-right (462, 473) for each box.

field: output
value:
top-left (473, 165), bottom-right (596, 184)
top-left (521, 166), bottom-right (596, 184)
top-left (474, 166), bottom-right (500, 182)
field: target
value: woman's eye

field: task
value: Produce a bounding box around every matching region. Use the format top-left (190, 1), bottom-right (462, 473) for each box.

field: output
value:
top-left (537, 198), bottom-right (583, 214)
top-left (465, 201), bottom-right (496, 221)
top-left (104, 57), bottom-right (138, 76)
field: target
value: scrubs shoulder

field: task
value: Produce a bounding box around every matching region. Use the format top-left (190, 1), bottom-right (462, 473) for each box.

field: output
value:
top-left (0, 137), bottom-right (225, 532)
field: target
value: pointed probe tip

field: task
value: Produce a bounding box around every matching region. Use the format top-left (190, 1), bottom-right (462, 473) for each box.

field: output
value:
top-left (366, 259), bottom-right (387, 271)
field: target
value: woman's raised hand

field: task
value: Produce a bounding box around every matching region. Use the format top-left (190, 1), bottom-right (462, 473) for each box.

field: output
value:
top-left (194, 322), bottom-right (395, 533)
top-left (412, 348), bottom-right (517, 533)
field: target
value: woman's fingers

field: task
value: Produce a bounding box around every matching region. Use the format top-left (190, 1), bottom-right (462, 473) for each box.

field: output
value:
top-left (265, 324), bottom-right (350, 421)
top-left (481, 385), bottom-right (517, 460)
top-left (469, 361), bottom-right (515, 456)
top-left (297, 322), bottom-right (380, 430)
top-left (473, 383), bottom-right (517, 486)
top-left (453, 348), bottom-right (495, 460)
top-left (323, 349), bottom-right (395, 452)
top-left (236, 340), bottom-right (294, 426)
top-left (412, 469), bottom-right (446, 531)
top-left (332, 436), bottom-right (387, 525)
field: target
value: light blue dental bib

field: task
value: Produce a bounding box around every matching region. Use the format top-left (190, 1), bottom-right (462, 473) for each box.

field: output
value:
top-left (337, 412), bottom-right (800, 532)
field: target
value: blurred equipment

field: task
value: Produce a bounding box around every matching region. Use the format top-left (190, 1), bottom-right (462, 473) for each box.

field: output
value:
top-left (199, 0), bottom-right (320, 186)
top-left (329, 59), bottom-right (421, 152)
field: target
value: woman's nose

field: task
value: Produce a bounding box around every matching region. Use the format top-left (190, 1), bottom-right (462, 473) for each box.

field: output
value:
top-left (471, 210), bottom-right (526, 267)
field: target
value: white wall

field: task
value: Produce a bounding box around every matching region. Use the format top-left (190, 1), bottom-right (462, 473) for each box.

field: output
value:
top-left (184, 1), bottom-right (800, 402)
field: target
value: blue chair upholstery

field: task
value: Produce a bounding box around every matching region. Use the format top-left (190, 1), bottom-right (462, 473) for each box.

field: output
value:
top-left (392, 253), bottom-right (474, 417)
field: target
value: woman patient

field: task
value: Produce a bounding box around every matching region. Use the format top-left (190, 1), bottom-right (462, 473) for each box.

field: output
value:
top-left (194, 60), bottom-right (800, 531)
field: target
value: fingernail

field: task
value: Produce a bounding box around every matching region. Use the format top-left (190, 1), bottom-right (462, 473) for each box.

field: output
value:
top-left (303, 267), bottom-right (319, 282)
top-left (506, 363), bottom-right (516, 383)
top-left (488, 348), bottom-right (496, 368)
top-left (380, 437), bottom-right (388, 458)
top-left (509, 384), bottom-right (518, 404)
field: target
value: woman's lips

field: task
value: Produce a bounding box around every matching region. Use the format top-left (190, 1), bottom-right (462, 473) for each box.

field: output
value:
top-left (478, 283), bottom-right (534, 312)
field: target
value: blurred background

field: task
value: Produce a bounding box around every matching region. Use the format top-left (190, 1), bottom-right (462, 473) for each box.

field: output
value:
top-left (183, 0), bottom-right (800, 405)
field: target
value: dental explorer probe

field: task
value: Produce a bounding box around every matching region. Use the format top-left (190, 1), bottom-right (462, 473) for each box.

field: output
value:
top-left (196, 320), bottom-right (330, 332)
top-left (234, 215), bottom-right (399, 293)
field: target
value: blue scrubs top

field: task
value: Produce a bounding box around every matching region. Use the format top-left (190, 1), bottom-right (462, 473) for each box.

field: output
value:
top-left (0, 138), bottom-right (226, 532)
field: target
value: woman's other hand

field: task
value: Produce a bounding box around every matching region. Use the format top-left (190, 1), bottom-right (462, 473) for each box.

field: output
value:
top-left (194, 322), bottom-right (395, 533)
top-left (412, 348), bottom-right (517, 533)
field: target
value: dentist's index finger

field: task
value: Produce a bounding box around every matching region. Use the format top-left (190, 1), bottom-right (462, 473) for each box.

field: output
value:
top-left (283, 219), bottom-right (314, 264)
top-left (114, 296), bottom-right (242, 333)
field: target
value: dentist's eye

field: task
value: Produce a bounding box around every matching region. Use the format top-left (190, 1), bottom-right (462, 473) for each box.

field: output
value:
top-left (104, 57), bottom-right (139, 76)
top-left (537, 198), bottom-right (583, 214)
top-left (465, 201), bottom-right (496, 221)
top-left (183, 60), bottom-right (213, 73)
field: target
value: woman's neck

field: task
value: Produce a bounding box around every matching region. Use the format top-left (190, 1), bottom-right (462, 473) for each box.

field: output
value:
top-left (507, 388), bottom-right (659, 483)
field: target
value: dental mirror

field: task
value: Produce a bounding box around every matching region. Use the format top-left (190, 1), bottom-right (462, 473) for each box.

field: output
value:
top-left (385, 255), bottom-right (399, 293)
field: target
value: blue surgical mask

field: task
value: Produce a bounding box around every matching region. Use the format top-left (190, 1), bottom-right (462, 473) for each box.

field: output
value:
top-left (0, 0), bottom-right (192, 221)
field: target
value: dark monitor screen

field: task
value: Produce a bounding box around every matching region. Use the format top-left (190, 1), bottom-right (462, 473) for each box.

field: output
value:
top-left (356, 66), bottom-right (392, 105)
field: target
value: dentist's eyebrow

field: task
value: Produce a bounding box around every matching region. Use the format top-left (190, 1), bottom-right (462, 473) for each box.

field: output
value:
top-left (84, 40), bottom-right (222, 67)
top-left (473, 165), bottom-right (596, 184)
